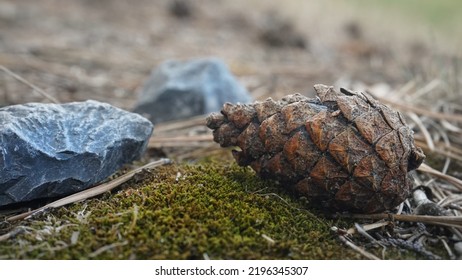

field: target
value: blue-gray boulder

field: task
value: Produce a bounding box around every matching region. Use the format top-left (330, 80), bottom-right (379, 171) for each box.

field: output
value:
top-left (133, 58), bottom-right (252, 123)
top-left (0, 100), bottom-right (153, 207)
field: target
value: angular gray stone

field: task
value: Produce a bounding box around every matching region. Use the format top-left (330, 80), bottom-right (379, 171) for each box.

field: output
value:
top-left (133, 58), bottom-right (252, 123)
top-left (0, 100), bottom-right (153, 207)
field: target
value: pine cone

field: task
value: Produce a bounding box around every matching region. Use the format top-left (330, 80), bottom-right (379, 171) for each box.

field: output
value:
top-left (206, 84), bottom-right (425, 213)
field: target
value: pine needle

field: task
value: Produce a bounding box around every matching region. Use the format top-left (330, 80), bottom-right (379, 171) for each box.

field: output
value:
top-left (148, 134), bottom-right (213, 148)
top-left (154, 115), bottom-right (207, 133)
top-left (0, 64), bottom-right (60, 104)
top-left (338, 235), bottom-right (380, 260)
top-left (418, 163), bottom-right (462, 191)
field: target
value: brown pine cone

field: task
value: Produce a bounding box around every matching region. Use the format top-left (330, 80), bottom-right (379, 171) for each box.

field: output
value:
top-left (206, 84), bottom-right (425, 213)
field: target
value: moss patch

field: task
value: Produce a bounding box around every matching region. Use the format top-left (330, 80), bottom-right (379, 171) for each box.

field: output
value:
top-left (0, 160), bottom-right (435, 259)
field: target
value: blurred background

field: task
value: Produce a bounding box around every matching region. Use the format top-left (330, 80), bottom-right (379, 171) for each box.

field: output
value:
top-left (2, 1), bottom-right (462, 260)
top-left (1, 0), bottom-right (460, 110)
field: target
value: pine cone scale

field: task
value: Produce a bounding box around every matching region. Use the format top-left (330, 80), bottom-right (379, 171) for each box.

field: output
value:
top-left (283, 130), bottom-right (320, 173)
top-left (354, 110), bottom-right (393, 144)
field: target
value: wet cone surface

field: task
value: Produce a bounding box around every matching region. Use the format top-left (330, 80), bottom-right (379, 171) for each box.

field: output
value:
top-left (207, 85), bottom-right (425, 213)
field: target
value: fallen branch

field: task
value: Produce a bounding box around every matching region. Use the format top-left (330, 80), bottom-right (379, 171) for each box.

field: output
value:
top-left (6, 158), bottom-right (172, 222)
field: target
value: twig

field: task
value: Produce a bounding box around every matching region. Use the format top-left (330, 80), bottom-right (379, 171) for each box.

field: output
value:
top-left (0, 65), bottom-right (60, 104)
top-left (6, 158), bottom-right (172, 222)
top-left (339, 212), bottom-right (462, 229)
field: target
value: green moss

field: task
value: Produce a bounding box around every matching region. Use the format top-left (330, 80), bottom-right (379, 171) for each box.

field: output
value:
top-left (0, 160), bottom-right (439, 259)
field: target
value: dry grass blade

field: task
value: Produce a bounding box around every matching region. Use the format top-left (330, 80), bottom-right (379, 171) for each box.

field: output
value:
top-left (418, 163), bottom-right (462, 191)
top-left (0, 64), bottom-right (60, 104)
top-left (6, 158), bottom-right (172, 222)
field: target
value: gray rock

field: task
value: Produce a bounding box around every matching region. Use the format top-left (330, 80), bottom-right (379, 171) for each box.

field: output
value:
top-left (0, 100), bottom-right (153, 207)
top-left (133, 58), bottom-right (252, 123)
